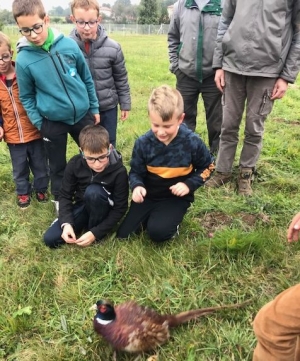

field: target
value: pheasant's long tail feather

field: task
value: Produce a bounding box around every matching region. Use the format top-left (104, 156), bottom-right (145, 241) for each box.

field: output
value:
top-left (167, 300), bottom-right (251, 327)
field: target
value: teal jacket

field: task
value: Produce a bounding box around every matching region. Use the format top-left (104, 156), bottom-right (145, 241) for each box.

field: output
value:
top-left (16, 28), bottom-right (99, 130)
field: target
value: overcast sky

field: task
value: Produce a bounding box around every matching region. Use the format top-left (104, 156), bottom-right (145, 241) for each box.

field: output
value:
top-left (1, 0), bottom-right (141, 12)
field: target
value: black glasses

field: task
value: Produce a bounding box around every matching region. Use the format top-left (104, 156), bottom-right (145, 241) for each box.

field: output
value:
top-left (75, 19), bottom-right (98, 28)
top-left (82, 149), bottom-right (111, 163)
top-left (0, 54), bottom-right (12, 63)
top-left (19, 23), bottom-right (44, 36)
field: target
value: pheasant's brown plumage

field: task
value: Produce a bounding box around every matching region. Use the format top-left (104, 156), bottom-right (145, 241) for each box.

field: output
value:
top-left (93, 299), bottom-right (250, 354)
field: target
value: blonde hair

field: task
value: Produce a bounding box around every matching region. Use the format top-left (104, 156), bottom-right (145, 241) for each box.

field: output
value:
top-left (12, 0), bottom-right (46, 21)
top-left (0, 32), bottom-right (12, 52)
top-left (70, 0), bottom-right (100, 17)
top-left (148, 85), bottom-right (184, 121)
top-left (79, 125), bottom-right (110, 153)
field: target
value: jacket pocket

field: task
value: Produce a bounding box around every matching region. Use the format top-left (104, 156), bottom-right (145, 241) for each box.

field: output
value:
top-left (259, 90), bottom-right (274, 116)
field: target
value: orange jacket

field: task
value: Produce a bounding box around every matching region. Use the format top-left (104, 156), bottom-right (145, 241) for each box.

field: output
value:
top-left (0, 69), bottom-right (41, 144)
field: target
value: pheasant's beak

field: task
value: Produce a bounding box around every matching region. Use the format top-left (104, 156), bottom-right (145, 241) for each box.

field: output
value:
top-left (89, 303), bottom-right (98, 311)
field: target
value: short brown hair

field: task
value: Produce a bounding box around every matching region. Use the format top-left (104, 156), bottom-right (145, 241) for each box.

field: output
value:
top-left (0, 32), bottom-right (12, 52)
top-left (79, 124), bottom-right (110, 153)
top-left (148, 85), bottom-right (184, 121)
top-left (12, 0), bottom-right (46, 22)
top-left (70, 0), bottom-right (100, 17)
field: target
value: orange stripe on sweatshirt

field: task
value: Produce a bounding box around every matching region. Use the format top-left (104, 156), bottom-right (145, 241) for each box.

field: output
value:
top-left (146, 165), bottom-right (193, 178)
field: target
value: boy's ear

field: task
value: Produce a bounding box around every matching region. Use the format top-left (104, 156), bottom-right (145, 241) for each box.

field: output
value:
top-left (70, 14), bottom-right (76, 23)
top-left (178, 113), bottom-right (185, 124)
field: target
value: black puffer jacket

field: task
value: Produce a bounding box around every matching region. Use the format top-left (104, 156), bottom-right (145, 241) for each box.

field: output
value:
top-left (70, 26), bottom-right (131, 112)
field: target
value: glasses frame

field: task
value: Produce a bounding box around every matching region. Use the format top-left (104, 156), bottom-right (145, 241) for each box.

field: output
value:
top-left (19, 23), bottom-right (44, 36)
top-left (82, 148), bottom-right (111, 163)
top-left (75, 19), bottom-right (99, 28)
top-left (0, 54), bottom-right (12, 63)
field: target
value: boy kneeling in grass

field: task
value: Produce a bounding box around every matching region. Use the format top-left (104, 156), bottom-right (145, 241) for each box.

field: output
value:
top-left (44, 124), bottom-right (128, 248)
top-left (117, 85), bottom-right (214, 243)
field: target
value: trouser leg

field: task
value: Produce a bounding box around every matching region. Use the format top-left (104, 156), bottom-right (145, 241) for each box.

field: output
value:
top-left (147, 198), bottom-right (190, 242)
top-left (100, 107), bottom-right (118, 147)
top-left (27, 139), bottom-right (49, 192)
top-left (252, 284), bottom-right (300, 361)
top-left (40, 119), bottom-right (69, 198)
top-left (68, 114), bottom-right (94, 146)
top-left (201, 75), bottom-right (222, 153)
top-left (8, 143), bottom-right (31, 195)
top-left (83, 184), bottom-right (111, 231)
top-left (116, 198), bottom-right (154, 238)
top-left (43, 203), bottom-right (88, 248)
top-left (215, 72), bottom-right (247, 173)
top-left (176, 70), bottom-right (200, 132)
top-left (239, 77), bottom-right (276, 168)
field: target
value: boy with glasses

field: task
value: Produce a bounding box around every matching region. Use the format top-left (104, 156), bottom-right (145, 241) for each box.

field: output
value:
top-left (43, 124), bottom-right (129, 248)
top-left (0, 31), bottom-right (49, 208)
top-left (12, 0), bottom-right (100, 213)
top-left (69, 0), bottom-right (131, 147)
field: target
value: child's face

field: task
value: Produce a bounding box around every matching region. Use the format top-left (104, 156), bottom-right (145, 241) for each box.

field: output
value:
top-left (82, 148), bottom-right (110, 173)
top-left (0, 43), bottom-right (13, 75)
top-left (149, 111), bottom-right (184, 145)
top-left (17, 14), bottom-right (49, 46)
top-left (71, 8), bottom-right (100, 41)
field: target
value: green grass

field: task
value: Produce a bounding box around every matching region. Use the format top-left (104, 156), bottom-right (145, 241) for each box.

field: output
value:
top-left (1, 33), bottom-right (300, 361)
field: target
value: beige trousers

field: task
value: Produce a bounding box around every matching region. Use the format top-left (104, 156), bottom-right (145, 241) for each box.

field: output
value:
top-left (253, 284), bottom-right (300, 361)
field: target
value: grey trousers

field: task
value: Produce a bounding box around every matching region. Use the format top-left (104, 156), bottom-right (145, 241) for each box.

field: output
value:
top-left (216, 72), bottom-right (276, 173)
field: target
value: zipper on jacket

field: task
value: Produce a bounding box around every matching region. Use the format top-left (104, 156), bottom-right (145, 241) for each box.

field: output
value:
top-left (48, 51), bottom-right (77, 122)
top-left (56, 51), bottom-right (66, 73)
top-left (6, 81), bottom-right (25, 143)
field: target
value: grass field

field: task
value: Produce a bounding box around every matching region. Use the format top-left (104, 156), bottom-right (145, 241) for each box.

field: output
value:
top-left (1, 33), bottom-right (300, 361)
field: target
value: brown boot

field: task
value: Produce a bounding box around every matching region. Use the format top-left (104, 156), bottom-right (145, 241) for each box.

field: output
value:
top-left (238, 168), bottom-right (254, 196)
top-left (205, 171), bottom-right (232, 188)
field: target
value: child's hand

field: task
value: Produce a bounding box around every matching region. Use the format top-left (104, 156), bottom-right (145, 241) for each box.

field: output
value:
top-left (120, 110), bottom-right (129, 121)
top-left (0, 126), bottom-right (4, 141)
top-left (61, 224), bottom-right (77, 243)
top-left (132, 186), bottom-right (147, 203)
top-left (75, 231), bottom-right (96, 247)
top-left (94, 114), bottom-right (100, 124)
top-left (169, 182), bottom-right (190, 197)
top-left (287, 212), bottom-right (300, 243)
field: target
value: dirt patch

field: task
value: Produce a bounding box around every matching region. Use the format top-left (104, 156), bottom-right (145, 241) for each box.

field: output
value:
top-left (272, 118), bottom-right (300, 126)
top-left (197, 211), bottom-right (270, 237)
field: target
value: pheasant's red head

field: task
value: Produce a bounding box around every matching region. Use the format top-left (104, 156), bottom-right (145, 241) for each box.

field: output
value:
top-left (95, 300), bottom-right (116, 322)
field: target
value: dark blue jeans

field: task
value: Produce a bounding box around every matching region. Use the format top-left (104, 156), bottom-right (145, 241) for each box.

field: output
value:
top-left (8, 139), bottom-right (49, 195)
top-left (100, 106), bottom-right (118, 147)
top-left (43, 184), bottom-right (111, 248)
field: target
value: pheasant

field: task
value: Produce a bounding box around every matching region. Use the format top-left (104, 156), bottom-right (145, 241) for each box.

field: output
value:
top-left (92, 298), bottom-right (250, 360)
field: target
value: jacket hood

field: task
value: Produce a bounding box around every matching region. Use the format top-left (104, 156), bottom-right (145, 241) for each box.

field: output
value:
top-left (16, 28), bottom-right (63, 52)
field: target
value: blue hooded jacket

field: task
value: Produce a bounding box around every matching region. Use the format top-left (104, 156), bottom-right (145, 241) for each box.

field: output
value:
top-left (16, 28), bottom-right (99, 130)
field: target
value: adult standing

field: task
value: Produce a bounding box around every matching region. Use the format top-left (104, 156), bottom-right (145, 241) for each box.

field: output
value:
top-left (206, 0), bottom-right (300, 195)
top-left (168, 0), bottom-right (223, 155)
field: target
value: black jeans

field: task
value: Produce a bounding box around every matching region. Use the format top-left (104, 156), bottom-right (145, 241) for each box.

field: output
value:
top-left (43, 184), bottom-right (111, 248)
top-left (117, 197), bottom-right (190, 243)
top-left (176, 71), bottom-right (222, 154)
top-left (40, 116), bottom-right (93, 199)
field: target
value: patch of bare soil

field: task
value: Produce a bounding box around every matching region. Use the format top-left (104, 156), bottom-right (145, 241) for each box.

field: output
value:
top-left (197, 211), bottom-right (270, 238)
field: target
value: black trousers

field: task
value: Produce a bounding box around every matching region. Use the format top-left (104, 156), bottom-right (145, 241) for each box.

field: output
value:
top-left (40, 115), bottom-right (93, 199)
top-left (176, 71), bottom-right (222, 154)
top-left (117, 197), bottom-right (190, 243)
top-left (43, 184), bottom-right (111, 248)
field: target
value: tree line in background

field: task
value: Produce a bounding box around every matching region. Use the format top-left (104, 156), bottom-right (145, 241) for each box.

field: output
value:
top-left (0, 0), bottom-right (174, 29)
